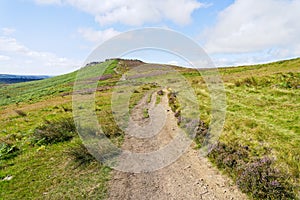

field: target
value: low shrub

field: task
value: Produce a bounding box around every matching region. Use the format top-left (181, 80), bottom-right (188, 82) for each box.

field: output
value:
top-left (208, 142), bottom-right (249, 171)
top-left (237, 157), bottom-right (296, 199)
top-left (67, 142), bottom-right (96, 168)
top-left (168, 91), bottom-right (182, 125)
top-left (207, 141), bottom-right (296, 199)
top-left (0, 140), bottom-right (19, 160)
top-left (168, 91), bottom-right (179, 112)
top-left (33, 117), bottom-right (76, 145)
top-left (235, 77), bottom-right (257, 87)
top-left (194, 120), bottom-right (209, 146)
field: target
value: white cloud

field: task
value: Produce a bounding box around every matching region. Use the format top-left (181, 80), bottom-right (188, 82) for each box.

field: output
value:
top-left (0, 35), bottom-right (80, 75)
top-left (34, 0), bottom-right (62, 5)
top-left (167, 60), bottom-right (179, 66)
top-left (78, 28), bottom-right (120, 43)
top-left (0, 55), bottom-right (10, 61)
top-left (1, 28), bottom-right (16, 36)
top-left (33, 0), bottom-right (203, 26)
top-left (203, 0), bottom-right (300, 55)
top-left (0, 37), bottom-right (28, 52)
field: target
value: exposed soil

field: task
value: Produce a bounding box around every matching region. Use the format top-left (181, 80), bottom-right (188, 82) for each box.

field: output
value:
top-left (0, 96), bottom-right (72, 120)
top-left (107, 91), bottom-right (247, 200)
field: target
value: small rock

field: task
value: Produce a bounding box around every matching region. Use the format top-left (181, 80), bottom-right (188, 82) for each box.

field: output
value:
top-left (157, 90), bottom-right (164, 95)
top-left (2, 175), bottom-right (13, 181)
top-left (199, 190), bottom-right (208, 196)
top-left (184, 165), bottom-right (191, 170)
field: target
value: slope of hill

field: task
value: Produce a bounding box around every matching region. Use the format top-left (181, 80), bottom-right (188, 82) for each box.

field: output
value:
top-left (0, 58), bottom-right (299, 199)
top-left (0, 74), bottom-right (50, 84)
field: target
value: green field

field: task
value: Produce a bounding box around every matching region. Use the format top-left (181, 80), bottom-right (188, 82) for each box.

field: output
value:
top-left (0, 58), bottom-right (299, 199)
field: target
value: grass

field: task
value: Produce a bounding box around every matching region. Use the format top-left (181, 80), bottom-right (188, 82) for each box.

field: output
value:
top-left (0, 58), bottom-right (299, 199)
top-left (66, 140), bottom-right (97, 168)
top-left (0, 71), bottom-right (76, 107)
top-left (143, 108), bottom-right (149, 119)
top-left (0, 140), bottom-right (19, 161)
top-left (188, 62), bottom-right (300, 199)
top-left (0, 61), bottom-right (120, 199)
top-left (32, 117), bottom-right (76, 145)
top-left (0, 141), bottom-right (111, 200)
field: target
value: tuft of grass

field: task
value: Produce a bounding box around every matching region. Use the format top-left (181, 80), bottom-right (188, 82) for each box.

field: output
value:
top-left (0, 140), bottom-right (19, 160)
top-left (66, 141), bottom-right (96, 168)
top-left (235, 76), bottom-right (257, 87)
top-left (147, 93), bottom-right (152, 104)
top-left (143, 108), bottom-right (149, 119)
top-left (33, 117), bottom-right (76, 145)
top-left (155, 94), bottom-right (162, 104)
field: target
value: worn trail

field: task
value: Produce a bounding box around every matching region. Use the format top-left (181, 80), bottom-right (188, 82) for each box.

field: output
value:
top-left (107, 91), bottom-right (247, 200)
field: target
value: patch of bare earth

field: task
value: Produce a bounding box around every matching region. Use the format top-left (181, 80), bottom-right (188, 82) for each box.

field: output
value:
top-left (107, 91), bottom-right (247, 200)
top-left (0, 96), bottom-right (72, 120)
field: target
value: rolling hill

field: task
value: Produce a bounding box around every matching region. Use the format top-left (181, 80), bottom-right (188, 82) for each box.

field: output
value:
top-left (0, 58), bottom-right (299, 199)
top-left (0, 74), bottom-right (50, 84)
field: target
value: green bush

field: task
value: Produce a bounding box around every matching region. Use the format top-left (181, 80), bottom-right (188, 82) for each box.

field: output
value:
top-left (33, 117), bottom-right (76, 145)
top-left (0, 141), bottom-right (19, 160)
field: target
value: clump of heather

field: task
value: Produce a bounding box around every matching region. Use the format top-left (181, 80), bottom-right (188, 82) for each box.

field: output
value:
top-left (207, 141), bottom-right (296, 199)
top-left (236, 157), bottom-right (295, 199)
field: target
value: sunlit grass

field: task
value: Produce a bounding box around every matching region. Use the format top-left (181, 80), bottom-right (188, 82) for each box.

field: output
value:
top-left (0, 58), bottom-right (299, 199)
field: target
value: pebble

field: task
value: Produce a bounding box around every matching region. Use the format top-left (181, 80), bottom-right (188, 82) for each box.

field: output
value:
top-left (184, 165), bottom-right (191, 170)
top-left (2, 175), bottom-right (13, 181)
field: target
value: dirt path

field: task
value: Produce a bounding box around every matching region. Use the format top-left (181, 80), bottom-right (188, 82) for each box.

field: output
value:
top-left (107, 91), bottom-right (247, 200)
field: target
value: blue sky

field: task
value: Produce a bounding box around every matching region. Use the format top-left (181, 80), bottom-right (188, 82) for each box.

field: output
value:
top-left (0, 0), bottom-right (299, 75)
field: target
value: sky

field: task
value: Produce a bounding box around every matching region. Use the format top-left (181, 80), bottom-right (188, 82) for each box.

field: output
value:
top-left (0, 0), bottom-right (300, 75)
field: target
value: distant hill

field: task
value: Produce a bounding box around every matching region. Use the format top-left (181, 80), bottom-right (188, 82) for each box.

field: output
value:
top-left (0, 74), bottom-right (51, 84)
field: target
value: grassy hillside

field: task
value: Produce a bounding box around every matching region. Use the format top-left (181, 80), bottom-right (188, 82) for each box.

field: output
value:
top-left (185, 59), bottom-right (300, 199)
top-left (0, 58), bottom-right (299, 199)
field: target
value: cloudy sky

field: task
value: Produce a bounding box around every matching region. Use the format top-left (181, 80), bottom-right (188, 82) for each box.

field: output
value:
top-left (0, 0), bottom-right (299, 75)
